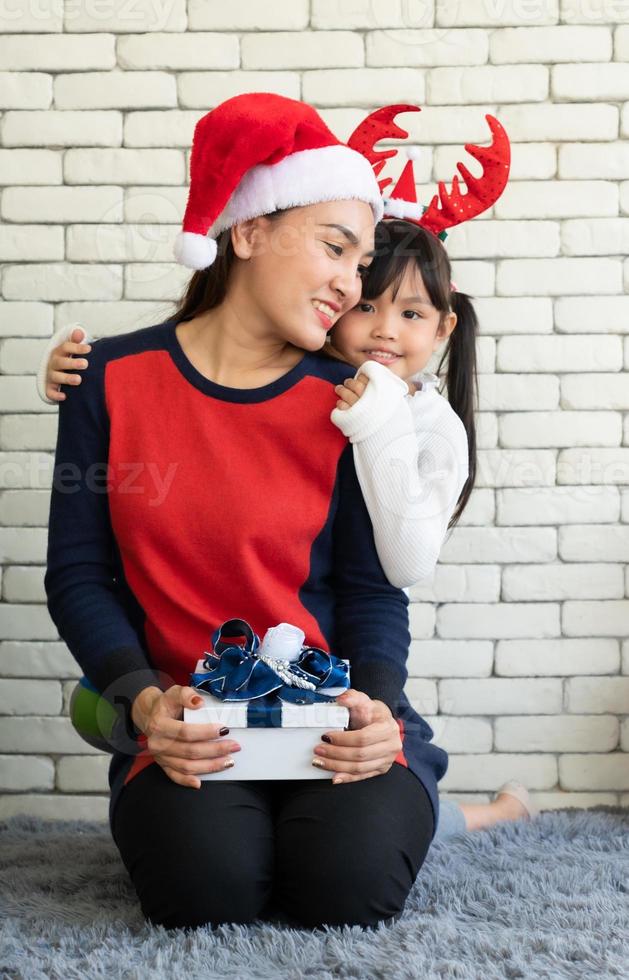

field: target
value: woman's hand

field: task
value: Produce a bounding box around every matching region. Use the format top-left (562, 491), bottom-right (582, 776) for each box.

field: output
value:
top-left (132, 685), bottom-right (241, 790)
top-left (334, 374), bottom-right (369, 411)
top-left (312, 689), bottom-right (402, 784)
top-left (46, 327), bottom-right (91, 402)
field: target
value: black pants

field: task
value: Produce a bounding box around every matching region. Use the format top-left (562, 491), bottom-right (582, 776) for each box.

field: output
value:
top-left (110, 760), bottom-right (434, 931)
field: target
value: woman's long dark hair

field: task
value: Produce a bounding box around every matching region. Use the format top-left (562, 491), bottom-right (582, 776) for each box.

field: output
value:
top-left (340, 218), bottom-right (478, 530)
top-left (168, 212), bottom-right (287, 323)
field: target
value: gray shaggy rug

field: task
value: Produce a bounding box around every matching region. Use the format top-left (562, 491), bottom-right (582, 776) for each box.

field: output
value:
top-left (0, 807), bottom-right (628, 979)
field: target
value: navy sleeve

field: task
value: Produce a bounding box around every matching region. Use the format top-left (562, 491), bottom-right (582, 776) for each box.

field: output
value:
top-left (44, 342), bottom-right (163, 736)
top-left (331, 443), bottom-right (410, 715)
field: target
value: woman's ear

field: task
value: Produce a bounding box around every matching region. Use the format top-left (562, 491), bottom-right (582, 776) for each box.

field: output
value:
top-left (231, 217), bottom-right (266, 260)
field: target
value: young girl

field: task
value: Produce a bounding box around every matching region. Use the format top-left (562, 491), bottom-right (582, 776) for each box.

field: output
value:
top-left (37, 215), bottom-right (539, 841)
top-left (327, 216), bottom-right (539, 837)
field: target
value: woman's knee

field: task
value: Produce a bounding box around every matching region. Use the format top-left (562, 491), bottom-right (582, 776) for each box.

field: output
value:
top-left (275, 813), bottom-right (430, 928)
top-left (143, 886), bottom-right (270, 931)
top-left (137, 846), bottom-right (273, 930)
top-left (273, 768), bottom-right (435, 928)
top-left (280, 851), bottom-right (417, 929)
top-left (112, 768), bottom-right (275, 930)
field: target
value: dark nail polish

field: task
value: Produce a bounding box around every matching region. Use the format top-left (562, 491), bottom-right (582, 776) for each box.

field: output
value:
top-left (219, 726), bottom-right (230, 736)
top-left (321, 734), bottom-right (332, 743)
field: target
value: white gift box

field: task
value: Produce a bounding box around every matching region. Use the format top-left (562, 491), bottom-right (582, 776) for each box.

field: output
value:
top-left (183, 658), bottom-right (350, 780)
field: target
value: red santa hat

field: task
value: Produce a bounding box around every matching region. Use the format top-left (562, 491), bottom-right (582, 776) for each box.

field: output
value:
top-left (174, 92), bottom-right (385, 270)
top-left (378, 148), bottom-right (424, 222)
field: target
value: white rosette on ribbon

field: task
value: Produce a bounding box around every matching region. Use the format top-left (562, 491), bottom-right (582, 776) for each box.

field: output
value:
top-left (259, 623), bottom-right (305, 663)
top-left (257, 622), bottom-right (348, 698)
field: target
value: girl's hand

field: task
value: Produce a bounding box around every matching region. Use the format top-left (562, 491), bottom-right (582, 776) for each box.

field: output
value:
top-left (334, 374), bottom-right (369, 411)
top-left (312, 688), bottom-right (402, 784)
top-left (133, 685), bottom-right (242, 790)
top-left (46, 327), bottom-right (92, 402)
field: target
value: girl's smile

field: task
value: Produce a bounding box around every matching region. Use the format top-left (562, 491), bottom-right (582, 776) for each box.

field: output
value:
top-left (360, 348), bottom-right (402, 365)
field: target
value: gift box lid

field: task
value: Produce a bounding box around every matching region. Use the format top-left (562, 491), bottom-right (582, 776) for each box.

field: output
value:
top-left (189, 658), bottom-right (349, 729)
top-left (189, 692), bottom-right (349, 729)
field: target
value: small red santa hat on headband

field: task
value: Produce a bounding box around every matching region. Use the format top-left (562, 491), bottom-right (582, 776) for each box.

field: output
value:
top-left (347, 104), bottom-right (511, 244)
top-left (174, 92), bottom-right (385, 270)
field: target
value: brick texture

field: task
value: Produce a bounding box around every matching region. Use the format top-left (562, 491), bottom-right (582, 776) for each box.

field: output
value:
top-left (0, 4), bottom-right (627, 818)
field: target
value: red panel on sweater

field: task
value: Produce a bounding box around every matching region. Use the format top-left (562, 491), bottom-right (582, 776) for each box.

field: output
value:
top-left (394, 717), bottom-right (409, 769)
top-left (103, 348), bottom-right (347, 788)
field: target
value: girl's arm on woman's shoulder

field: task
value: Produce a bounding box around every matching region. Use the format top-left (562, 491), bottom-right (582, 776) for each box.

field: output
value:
top-left (331, 360), bottom-right (469, 589)
top-left (45, 337), bottom-right (163, 736)
top-left (36, 323), bottom-right (93, 406)
top-left (331, 442), bottom-right (411, 717)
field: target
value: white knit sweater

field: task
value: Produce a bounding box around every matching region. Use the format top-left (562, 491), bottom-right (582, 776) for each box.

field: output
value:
top-left (330, 358), bottom-right (469, 589)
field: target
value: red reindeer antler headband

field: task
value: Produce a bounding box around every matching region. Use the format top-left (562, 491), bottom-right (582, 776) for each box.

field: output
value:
top-left (348, 104), bottom-right (512, 243)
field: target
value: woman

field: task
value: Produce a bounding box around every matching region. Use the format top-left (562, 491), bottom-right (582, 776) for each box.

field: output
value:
top-left (44, 93), bottom-right (447, 931)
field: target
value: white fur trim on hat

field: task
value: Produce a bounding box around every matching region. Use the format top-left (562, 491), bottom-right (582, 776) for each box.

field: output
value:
top-left (209, 145), bottom-right (384, 237)
top-left (173, 232), bottom-right (218, 271)
top-left (382, 198), bottom-right (424, 220)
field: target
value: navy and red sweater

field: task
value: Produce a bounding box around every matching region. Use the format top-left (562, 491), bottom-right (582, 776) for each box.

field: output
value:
top-left (44, 317), bottom-right (448, 836)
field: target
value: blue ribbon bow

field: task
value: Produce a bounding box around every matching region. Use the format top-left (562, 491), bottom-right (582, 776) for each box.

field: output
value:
top-left (190, 618), bottom-right (350, 708)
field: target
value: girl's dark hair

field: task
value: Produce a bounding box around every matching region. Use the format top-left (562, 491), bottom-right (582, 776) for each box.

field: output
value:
top-left (356, 218), bottom-right (478, 530)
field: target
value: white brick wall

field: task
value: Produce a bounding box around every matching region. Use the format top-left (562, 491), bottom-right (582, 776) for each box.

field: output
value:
top-left (0, 4), bottom-right (627, 821)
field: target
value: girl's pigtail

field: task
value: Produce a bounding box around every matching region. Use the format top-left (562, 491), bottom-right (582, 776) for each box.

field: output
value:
top-left (437, 289), bottom-right (479, 529)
